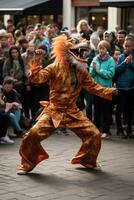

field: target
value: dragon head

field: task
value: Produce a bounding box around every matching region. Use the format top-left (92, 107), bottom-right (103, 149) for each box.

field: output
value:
top-left (51, 35), bottom-right (90, 69)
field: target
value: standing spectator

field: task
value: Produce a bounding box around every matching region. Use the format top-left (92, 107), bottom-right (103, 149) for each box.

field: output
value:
top-left (3, 45), bottom-right (27, 115)
top-left (83, 33), bottom-right (100, 120)
top-left (115, 25), bottom-right (121, 35)
top-left (31, 24), bottom-right (44, 49)
top-left (103, 31), bottom-right (116, 56)
top-left (15, 22), bottom-right (25, 36)
top-left (103, 30), bottom-right (111, 42)
top-left (26, 47), bottom-right (50, 119)
top-left (43, 25), bottom-right (58, 53)
top-left (25, 25), bottom-right (34, 35)
top-left (113, 49), bottom-right (121, 65)
top-left (127, 25), bottom-right (134, 34)
top-left (76, 19), bottom-right (93, 118)
top-left (17, 36), bottom-right (28, 53)
top-left (6, 19), bottom-right (14, 27)
top-left (21, 43), bottom-right (35, 118)
top-left (112, 48), bottom-right (121, 83)
top-left (26, 31), bottom-right (35, 42)
top-left (0, 29), bottom-right (10, 84)
top-left (90, 40), bottom-right (115, 139)
top-left (7, 33), bottom-right (15, 45)
top-left (93, 26), bottom-right (104, 41)
top-left (6, 24), bottom-right (15, 35)
top-left (112, 48), bottom-right (121, 127)
top-left (76, 19), bottom-right (93, 40)
top-left (14, 30), bottom-right (23, 44)
top-left (115, 30), bottom-right (127, 53)
top-left (115, 36), bottom-right (134, 138)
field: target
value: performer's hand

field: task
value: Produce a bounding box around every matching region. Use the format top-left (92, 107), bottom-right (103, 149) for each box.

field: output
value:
top-left (112, 88), bottom-right (118, 95)
top-left (35, 49), bottom-right (45, 56)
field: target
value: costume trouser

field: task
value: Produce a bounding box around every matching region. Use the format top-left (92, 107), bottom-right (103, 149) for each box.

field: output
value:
top-left (19, 111), bottom-right (101, 171)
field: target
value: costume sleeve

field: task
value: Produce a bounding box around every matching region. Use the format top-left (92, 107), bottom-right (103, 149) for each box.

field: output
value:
top-left (82, 69), bottom-right (114, 100)
top-left (28, 59), bottom-right (53, 84)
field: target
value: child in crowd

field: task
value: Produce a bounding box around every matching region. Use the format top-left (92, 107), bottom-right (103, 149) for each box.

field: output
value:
top-left (90, 40), bottom-right (115, 139)
top-left (113, 49), bottom-right (121, 65)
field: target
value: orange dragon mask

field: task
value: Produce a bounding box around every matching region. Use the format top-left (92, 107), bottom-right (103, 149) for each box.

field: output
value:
top-left (51, 35), bottom-right (90, 69)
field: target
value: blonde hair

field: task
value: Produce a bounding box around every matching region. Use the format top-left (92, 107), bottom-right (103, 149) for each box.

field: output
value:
top-left (76, 19), bottom-right (90, 33)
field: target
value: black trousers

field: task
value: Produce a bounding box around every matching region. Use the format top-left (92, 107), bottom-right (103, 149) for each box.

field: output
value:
top-left (116, 89), bottom-right (134, 131)
top-left (0, 111), bottom-right (10, 137)
top-left (93, 96), bottom-right (112, 133)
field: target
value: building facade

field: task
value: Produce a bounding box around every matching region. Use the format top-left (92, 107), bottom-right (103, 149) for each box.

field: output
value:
top-left (63, 0), bottom-right (107, 29)
top-left (1, 0), bottom-right (134, 32)
top-left (63, 0), bottom-right (134, 31)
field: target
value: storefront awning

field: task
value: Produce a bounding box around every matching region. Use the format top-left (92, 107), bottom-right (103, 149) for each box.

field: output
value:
top-left (0, 0), bottom-right (50, 14)
top-left (100, 0), bottom-right (134, 7)
top-left (72, 0), bottom-right (100, 7)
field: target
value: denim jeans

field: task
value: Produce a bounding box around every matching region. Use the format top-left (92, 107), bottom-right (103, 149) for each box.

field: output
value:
top-left (9, 109), bottom-right (23, 131)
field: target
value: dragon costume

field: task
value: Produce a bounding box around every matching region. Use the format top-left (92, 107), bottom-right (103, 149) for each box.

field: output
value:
top-left (17, 35), bottom-right (115, 174)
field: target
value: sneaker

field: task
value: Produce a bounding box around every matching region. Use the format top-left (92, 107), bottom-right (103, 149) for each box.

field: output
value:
top-left (0, 135), bottom-right (14, 144)
top-left (101, 133), bottom-right (111, 139)
top-left (8, 132), bottom-right (17, 138)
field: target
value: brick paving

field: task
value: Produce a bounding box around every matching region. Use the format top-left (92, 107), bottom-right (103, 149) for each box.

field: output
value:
top-left (0, 129), bottom-right (134, 200)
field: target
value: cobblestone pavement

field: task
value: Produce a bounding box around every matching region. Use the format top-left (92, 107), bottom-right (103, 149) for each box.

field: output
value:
top-left (0, 129), bottom-right (134, 200)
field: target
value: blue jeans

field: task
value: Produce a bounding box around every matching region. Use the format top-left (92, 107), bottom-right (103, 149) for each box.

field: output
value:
top-left (9, 109), bottom-right (23, 131)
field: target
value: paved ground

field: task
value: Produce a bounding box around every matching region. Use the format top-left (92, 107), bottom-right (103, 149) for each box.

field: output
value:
top-left (0, 128), bottom-right (134, 200)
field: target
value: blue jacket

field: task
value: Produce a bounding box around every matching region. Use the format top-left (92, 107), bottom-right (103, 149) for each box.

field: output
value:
top-left (90, 55), bottom-right (115, 88)
top-left (115, 53), bottom-right (134, 90)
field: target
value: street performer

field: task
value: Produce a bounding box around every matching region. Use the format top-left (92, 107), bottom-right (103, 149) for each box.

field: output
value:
top-left (17, 35), bottom-right (116, 175)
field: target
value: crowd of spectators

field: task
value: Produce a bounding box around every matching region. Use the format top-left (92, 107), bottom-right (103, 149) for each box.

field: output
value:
top-left (0, 18), bottom-right (134, 144)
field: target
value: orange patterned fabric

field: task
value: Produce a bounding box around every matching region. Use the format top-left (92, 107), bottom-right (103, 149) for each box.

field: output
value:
top-left (18, 36), bottom-right (115, 171)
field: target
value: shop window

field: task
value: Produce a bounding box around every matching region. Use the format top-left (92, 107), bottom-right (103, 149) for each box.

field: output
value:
top-left (76, 7), bottom-right (107, 30)
top-left (0, 16), bottom-right (4, 28)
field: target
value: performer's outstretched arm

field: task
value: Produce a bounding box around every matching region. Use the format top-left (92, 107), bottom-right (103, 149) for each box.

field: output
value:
top-left (82, 69), bottom-right (117, 100)
top-left (28, 58), bottom-right (53, 84)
